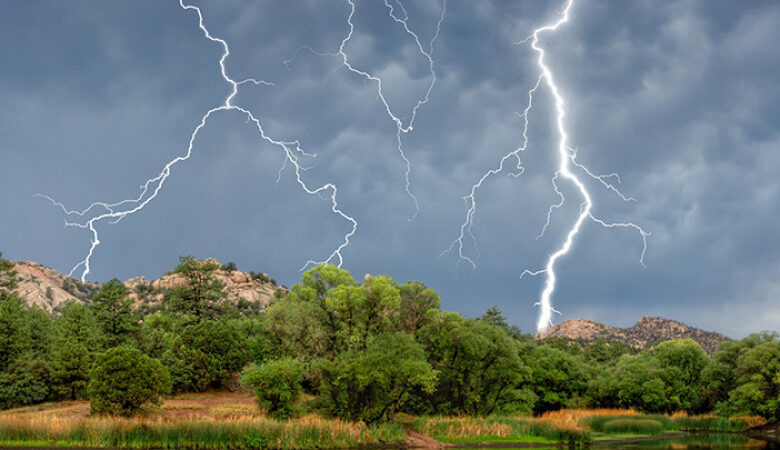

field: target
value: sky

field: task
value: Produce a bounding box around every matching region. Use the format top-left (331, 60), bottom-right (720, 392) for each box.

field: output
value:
top-left (1, 0), bottom-right (779, 338)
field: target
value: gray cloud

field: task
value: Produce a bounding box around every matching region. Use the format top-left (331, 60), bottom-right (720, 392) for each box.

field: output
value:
top-left (1, 0), bottom-right (778, 337)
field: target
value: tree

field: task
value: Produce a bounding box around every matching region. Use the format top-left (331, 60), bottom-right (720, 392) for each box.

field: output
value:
top-left (0, 295), bottom-right (28, 372)
top-left (0, 358), bottom-right (50, 409)
top-left (590, 339), bottom-right (710, 414)
top-left (165, 320), bottom-right (250, 392)
top-left (479, 306), bottom-right (508, 329)
top-left (164, 256), bottom-right (226, 320)
top-left (320, 332), bottom-right (437, 424)
top-left (416, 313), bottom-right (534, 415)
top-left (0, 252), bottom-right (18, 295)
top-left (715, 334), bottom-right (780, 420)
top-left (398, 281), bottom-right (440, 333)
top-left (49, 302), bottom-right (103, 400)
top-left (651, 339), bottom-right (710, 413)
top-left (91, 279), bottom-right (139, 347)
top-left (88, 346), bottom-right (170, 416)
top-left (242, 358), bottom-right (304, 419)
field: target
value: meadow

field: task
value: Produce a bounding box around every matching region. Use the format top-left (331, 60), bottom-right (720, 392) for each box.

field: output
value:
top-left (0, 396), bottom-right (767, 448)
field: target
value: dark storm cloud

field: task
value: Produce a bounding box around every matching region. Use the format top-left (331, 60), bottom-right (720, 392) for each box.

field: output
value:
top-left (1, 0), bottom-right (778, 337)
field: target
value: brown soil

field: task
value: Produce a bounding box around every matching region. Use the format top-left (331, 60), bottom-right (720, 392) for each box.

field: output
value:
top-left (404, 426), bottom-right (453, 448)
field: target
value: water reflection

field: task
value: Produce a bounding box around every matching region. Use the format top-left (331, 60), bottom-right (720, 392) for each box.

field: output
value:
top-left (594, 433), bottom-right (780, 449)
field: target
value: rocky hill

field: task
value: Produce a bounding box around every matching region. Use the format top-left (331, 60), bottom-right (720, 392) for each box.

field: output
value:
top-left (5, 260), bottom-right (281, 314)
top-left (537, 316), bottom-right (729, 355)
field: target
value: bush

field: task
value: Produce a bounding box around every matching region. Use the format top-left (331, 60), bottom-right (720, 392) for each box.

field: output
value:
top-left (241, 358), bottom-right (304, 419)
top-left (88, 346), bottom-right (170, 416)
top-left (586, 415), bottom-right (674, 433)
top-left (601, 419), bottom-right (664, 435)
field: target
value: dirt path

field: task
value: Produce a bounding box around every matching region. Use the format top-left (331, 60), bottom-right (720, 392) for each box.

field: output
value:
top-left (404, 426), bottom-right (453, 449)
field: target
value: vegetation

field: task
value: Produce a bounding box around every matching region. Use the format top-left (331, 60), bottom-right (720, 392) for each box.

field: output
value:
top-left (0, 395), bottom-right (405, 449)
top-left (241, 358), bottom-right (305, 419)
top-left (88, 346), bottom-right (170, 416)
top-left (1, 251), bottom-right (779, 446)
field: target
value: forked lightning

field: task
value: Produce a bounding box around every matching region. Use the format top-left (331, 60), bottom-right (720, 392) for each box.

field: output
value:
top-left (445, 0), bottom-right (648, 333)
top-left (39, 1), bottom-right (357, 281)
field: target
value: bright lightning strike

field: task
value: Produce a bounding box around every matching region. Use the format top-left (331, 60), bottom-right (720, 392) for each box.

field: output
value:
top-left (444, 0), bottom-right (649, 333)
top-left (39, 1), bottom-right (357, 282)
top-left (285, 0), bottom-right (447, 220)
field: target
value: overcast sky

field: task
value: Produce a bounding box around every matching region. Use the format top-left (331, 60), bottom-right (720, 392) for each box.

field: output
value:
top-left (1, 0), bottom-right (778, 338)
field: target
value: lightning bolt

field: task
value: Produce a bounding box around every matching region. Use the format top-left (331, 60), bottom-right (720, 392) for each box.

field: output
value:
top-left (38, 1), bottom-right (357, 282)
top-left (285, 0), bottom-right (447, 220)
top-left (445, 0), bottom-right (649, 333)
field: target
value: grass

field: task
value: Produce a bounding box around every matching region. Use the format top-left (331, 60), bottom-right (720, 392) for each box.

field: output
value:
top-left (0, 415), bottom-right (406, 449)
top-left (409, 415), bottom-right (590, 445)
top-left (0, 398), bottom-right (765, 448)
top-left (584, 412), bottom-right (767, 435)
top-left (0, 394), bottom-right (406, 449)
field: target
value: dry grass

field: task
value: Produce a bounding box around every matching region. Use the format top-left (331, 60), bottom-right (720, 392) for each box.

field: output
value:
top-left (410, 415), bottom-right (590, 444)
top-left (736, 416), bottom-right (768, 429)
top-left (540, 408), bottom-right (637, 431)
top-left (0, 393), bottom-right (405, 448)
top-left (208, 403), bottom-right (262, 419)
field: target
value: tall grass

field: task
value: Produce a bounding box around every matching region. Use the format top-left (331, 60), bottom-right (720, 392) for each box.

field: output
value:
top-left (410, 416), bottom-right (590, 444)
top-left (674, 416), bottom-right (764, 432)
top-left (585, 414), bottom-right (676, 434)
top-left (0, 415), bottom-right (405, 449)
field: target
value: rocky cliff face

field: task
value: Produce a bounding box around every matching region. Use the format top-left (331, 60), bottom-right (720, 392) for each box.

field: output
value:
top-left (7, 260), bottom-right (280, 314)
top-left (11, 261), bottom-right (101, 312)
top-left (537, 316), bottom-right (729, 355)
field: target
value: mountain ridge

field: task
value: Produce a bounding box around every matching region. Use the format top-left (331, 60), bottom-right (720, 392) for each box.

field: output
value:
top-left (7, 260), bottom-right (281, 314)
top-left (537, 316), bottom-right (729, 355)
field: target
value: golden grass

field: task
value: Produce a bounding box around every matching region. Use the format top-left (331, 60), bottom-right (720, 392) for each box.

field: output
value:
top-left (540, 408), bottom-right (637, 431)
top-left (733, 416), bottom-right (768, 429)
top-left (161, 401), bottom-right (203, 410)
top-left (0, 393), bottom-right (406, 448)
top-left (208, 403), bottom-right (261, 419)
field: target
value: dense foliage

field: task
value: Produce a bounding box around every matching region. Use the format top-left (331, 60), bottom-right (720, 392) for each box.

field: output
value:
top-left (87, 346), bottom-right (170, 416)
top-left (0, 253), bottom-right (778, 422)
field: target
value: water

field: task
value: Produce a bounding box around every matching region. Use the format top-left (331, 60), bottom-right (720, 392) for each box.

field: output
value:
top-left (449, 433), bottom-right (780, 449)
top-left (2, 433), bottom-right (778, 449)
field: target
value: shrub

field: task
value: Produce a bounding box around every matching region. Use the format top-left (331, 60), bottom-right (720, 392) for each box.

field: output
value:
top-left (586, 414), bottom-right (675, 433)
top-left (242, 358), bottom-right (304, 419)
top-left (88, 346), bottom-right (171, 416)
top-left (601, 419), bottom-right (664, 435)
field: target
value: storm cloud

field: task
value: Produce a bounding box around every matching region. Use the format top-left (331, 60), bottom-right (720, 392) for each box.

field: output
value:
top-left (1, 0), bottom-right (778, 338)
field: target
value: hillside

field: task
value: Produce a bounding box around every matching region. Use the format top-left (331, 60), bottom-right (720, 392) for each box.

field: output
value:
top-left (537, 316), bottom-right (729, 355)
top-left (6, 260), bottom-right (281, 314)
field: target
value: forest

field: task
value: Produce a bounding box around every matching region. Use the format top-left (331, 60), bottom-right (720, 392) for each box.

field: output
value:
top-left (1, 253), bottom-right (779, 424)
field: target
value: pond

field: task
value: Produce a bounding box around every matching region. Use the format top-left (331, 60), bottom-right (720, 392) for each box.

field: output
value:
top-left (593, 433), bottom-right (780, 449)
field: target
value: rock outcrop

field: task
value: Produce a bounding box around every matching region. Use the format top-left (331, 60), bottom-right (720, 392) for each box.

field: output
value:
top-left (8, 259), bottom-right (280, 314)
top-left (537, 316), bottom-right (729, 355)
top-left (11, 261), bottom-right (100, 312)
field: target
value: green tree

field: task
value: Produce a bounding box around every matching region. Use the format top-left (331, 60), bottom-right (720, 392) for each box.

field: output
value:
top-left (0, 358), bottom-right (50, 409)
top-left (525, 344), bottom-right (586, 413)
top-left (49, 302), bottom-right (102, 400)
top-left (88, 346), bottom-right (170, 416)
top-left (91, 279), bottom-right (139, 347)
top-left (0, 295), bottom-right (28, 372)
top-left (0, 252), bottom-right (18, 295)
top-left (398, 281), bottom-right (440, 333)
top-left (716, 334), bottom-right (780, 420)
top-left (241, 357), bottom-right (304, 419)
top-left (591, 339), bottom-right (710, 414)
top-left (166, 320), bottom-right (250, 392)
top-left (651, 339), bottom-right (710, 413)
top-left (417, 312), bottom-right (534, 415)
top-left (164, 256), bottom-right (226, 320)
top-left (320, 332), bottom-right (437, 424)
